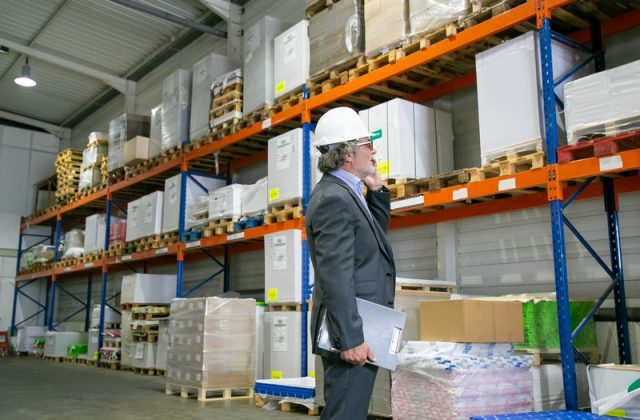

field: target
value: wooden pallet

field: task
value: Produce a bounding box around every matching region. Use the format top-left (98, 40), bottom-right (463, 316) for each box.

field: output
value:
top-left (264, 201), bottom-right (303, 225)
top-left (488, 150), bottom-right (546, 176)
top-left (396, 283), bottom-right (459, 293)
top-left (107, 243), bottom-right (123, 257)
top-left (157, 231), bottom-right (178, 247)
top-left (165, 383), bottom-right (254, 402)
top-left (267, 303), bottom-right (303, 312)
top-left (132, 333), bottom-right (158, 343)
top-left (99, 361), bottom-right (120, 370)
top-left (121, 302), bottom-right (170, 310)
top-left (102, 340), bottom-right (122, 349)
top-left (305, 0), bottom-right (340, 18)
top-left (133, 367), bottom-right (162, 376)
top-left (255, 395), bottom-right (320, 416)
top-left (203, 217), bottom-right (239, 237)
top-left (210, 99), bottom-right (243, 119)
top-left (272, 86), bottom-right (305, 114)
top-left (44, 356), bottom-right (64, 363)
top-left (212, 89), bottom-right (243, 109)
top-left (307, 55), bottom-right (366, 97)
top-left (211, 117), bottom-right (243, 139)
top-left (558, 129), bottom-right (640, 163)
top-left (516, 347), bottom-right (600, 367)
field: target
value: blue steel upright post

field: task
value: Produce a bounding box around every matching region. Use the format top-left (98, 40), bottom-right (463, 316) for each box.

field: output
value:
top-left (539, 15), bottom-right (578, 409)
top-left (98, 193), bottom-right (114, 357)
top-left (10, 219), bottom-right (24, 336)
top-left (176, 164), bottom-right (188, 298)
top-left (48, 215), bottom-right (63, 331)
top-left (300, 86), bottom-right (311, 377)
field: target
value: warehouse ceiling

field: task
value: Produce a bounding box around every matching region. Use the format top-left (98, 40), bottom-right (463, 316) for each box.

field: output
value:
top-left (0, 0), bottom-right (246, 132)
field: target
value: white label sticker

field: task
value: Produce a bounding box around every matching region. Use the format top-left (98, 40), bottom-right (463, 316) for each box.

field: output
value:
top-left (599, 155), bottom-right (623, 172)
top-left (186, 241), bottom-right (200, 249)
top-left (64, 267), bottom-right (72, 272)
top-left (276, 137), bottom-right (292, 171)
top-left (390, 196), bottom-right (424, 211)
top-left (452, 188), bottom-right (468, 201)
top-left (122, 255), bottom-right (132, 261)
top-left (283, 31), bottom-right (297, 64)
top-left (272, 315), bottom-right (288, 352)
top-left (227, 232), bottom-right (245, 241)
top-left (262, 118), bottom-right (272, 129)
top-left (270, 235), bottom-right (287, 270)
top-left (498, 178), bottom-right (516, 191)
top-left (85, 262), bottom-right (93, 269)
top-left (155, 248), bottom-right (168, 255)
top-left (389, 327), bottom-right (402, 354)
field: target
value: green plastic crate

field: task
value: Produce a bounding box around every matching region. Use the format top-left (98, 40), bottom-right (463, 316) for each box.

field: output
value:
top-left (68, 344), bottom-right (88, 358)
top-left (516, 300), bottom-right (597, 350)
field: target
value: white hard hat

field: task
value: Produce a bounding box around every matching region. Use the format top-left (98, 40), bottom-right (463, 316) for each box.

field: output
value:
top-left (313, 107), bottom-right (371, 149)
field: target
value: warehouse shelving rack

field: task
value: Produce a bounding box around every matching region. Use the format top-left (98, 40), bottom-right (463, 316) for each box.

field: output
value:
top-left (11, 0), bottom-right (640, 408)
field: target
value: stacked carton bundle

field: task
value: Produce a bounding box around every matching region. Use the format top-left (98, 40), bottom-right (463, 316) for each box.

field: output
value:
top-left (108, 113), bottom-right (150, 174)
top-left (308, 0), bottom-right (364, 75)
top-left (166, 297), bottom-right (256, 393)
top-left (392, 342), bottom-right (533, 419)
top-left (210, 68), bottom-right (243, 132)
top-left (55, 148), bottom-right (83, 202)
top-left (78, 132), bottom-right (109, 191)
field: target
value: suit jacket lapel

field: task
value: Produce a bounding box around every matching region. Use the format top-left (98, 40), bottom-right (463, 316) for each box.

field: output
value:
top-left (324, 175), bottom-right (391, 260)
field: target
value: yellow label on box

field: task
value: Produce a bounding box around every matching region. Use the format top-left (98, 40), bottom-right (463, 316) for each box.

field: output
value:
top-left (377, 160), bottom-right (390, 177)
top-left (310, 370), bottom-right (315, 378)
top-left (269, 187), bottom-right (280, 202)
top-left (93, 351), bottom-right (98, 362)
top-left (606, 409), bottom-right (626, 418)
top-left (267, 288), bottom-right (278, 302)
top-left (271, 370), bottom-right (283, 379)
top-left (275, 80), bottom-right (286, 95)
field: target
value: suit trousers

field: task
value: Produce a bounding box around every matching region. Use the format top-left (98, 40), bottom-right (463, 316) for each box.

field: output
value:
top-left (320, 355), bottom-right (378, 420)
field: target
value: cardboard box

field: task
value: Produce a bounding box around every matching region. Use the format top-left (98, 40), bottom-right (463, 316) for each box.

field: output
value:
top-left (274, 20), bottom-right (310, 99)
top-left (419, 299), bottom-right (524, 343)
top-left (123, 136), bottom-right (160, 165)
top-left (365, 0), bottom-right (406, 57)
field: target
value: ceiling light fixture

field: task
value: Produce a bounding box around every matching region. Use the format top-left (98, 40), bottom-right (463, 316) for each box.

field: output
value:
top-left (14, 57), bottom-right (36, 87)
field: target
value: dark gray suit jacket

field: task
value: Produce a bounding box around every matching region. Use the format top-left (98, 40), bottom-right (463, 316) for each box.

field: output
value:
top-left (306, 173), bottom-right (396, 355)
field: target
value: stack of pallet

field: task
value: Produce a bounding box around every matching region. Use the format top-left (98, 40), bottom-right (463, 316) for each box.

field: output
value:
top-left (128, 305), bottom-right (170, 376)
top-left (98, 327), bottom-right (122, 370)
top-left (78, 132), bottom-right (109, 192)
top-left (55, 148), bottom-right (83, 203)
top-left (209, 69), bottom-right (243, 137)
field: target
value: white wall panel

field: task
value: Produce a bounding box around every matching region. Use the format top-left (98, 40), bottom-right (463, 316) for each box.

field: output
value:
top-left (1, 126), bottom-right (32, 148)
top-left (388, 224), bottom-right (438, 280)
top-left (0, 147), bottom-right (30, 215)
top-left (31, 131), bottom-right (60, 153)
top-left (243, 0), bottom-right (303, 30)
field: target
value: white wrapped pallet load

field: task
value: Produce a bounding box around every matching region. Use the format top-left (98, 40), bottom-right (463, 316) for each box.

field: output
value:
top-left (161, 69), bottom-right (192, 151)
top-left (264, 311), bottom-right (302, 379)
top-left (264, 229), bottom-right (302, 304)
top-left (17, 326), bottom-right (46, 353)
top-left (84, 214), bottom-right (104, 254)
top-left (255, 303), bottom-right (266, 380)
top-left (156, 319), bottom-right (169, 371)
top-left (309, 0), bottom-right (364, 75)
top-left (63, 229), bottom-right (84, 258)
top-left (359, 98), bottom-right (452, 179)
top-left (241, 177), bottom-right (268, 218)
top-left (190, 53), bottom-right (238, 141)
top-left (210, 68), bottom-right (243, 128)
top-left (126, 191), bottom-right (163, 241)
top-left (87, 328), bottom-right (99, 361)
top-left (243, 16), bottom-right (288, 114)
top-left (408, 0), bottom-right (467, 38)
top-left (392, 342), bottom-right (533, 419)
top-left (364, 0), bottom-right (407, 57)
top-left (132, 342), bottom-right (157, 369)
top-left (81, 133), bottom-right (108, 169)
top-left (267, 128), bottom-right (314, 209)
top-left (274, 20), bottom-right (310, 99)
top-left (208, 184), bottom-right (245, 220)
top-left (108, 113), bottom-right (150, 172)
top-left (44, 331), bottom-right (87, 358)
top-left (564, 59), bottom-right (640, 143)
top-left (120, 273), bottom-right (177, 305)
top-left (90, 304), bottom-right (121, 328)
top-left (435, 108), bottom-right (455, 173)
top-left (150, 105), bottom-right (162, 149)
top-left (476, 31), bottom-right (582, 163)
top-left (121, 310), bottom-right (132, 368)
top-left (78, 167), bottom-right (102, 191)
top-left (166, 298), bottom-right (256, 391)
top-left (162, 173), bottom-right (226, 233)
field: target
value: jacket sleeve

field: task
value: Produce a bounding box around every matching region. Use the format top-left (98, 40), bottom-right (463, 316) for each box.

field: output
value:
top-left (366, 186), bottom-right (391, 232)
top-left (309, 191), bottom-right (364, 351)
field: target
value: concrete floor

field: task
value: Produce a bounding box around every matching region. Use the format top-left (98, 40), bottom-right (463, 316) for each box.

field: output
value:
top-left (0, 357), bottom-right (308, 420)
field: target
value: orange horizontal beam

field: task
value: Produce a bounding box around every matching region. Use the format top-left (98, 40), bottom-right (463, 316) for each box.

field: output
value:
top-left (191, 218), bottom-right (305, 252)
top-left (230, 150), bottom-right (268, 173)
top-left (54, 260), bottom-right (104, 277)
top-left (21, 211), bottom-right (58, 230)
top-left (60, 189), bottom-right (107, 214)
top-left (571, 7), bottom-right (640, 44)
top-left (307, 1), bottom-right (536, 110)
top-left (558, 148), bottom-right (640, 180)
top-left (110, 156), bottom-right (182, 192)
top-left (405, 71), bottom-right (476, 103)
top-left (16, 270), bottom-right (53, 282)
top-left (107, 243), bottom-right (180, 266)
top-left (186, 105), bottom-right (304, 162)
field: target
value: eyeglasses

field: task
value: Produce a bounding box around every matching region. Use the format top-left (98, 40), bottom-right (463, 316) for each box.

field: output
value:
top-left (354, 139), bottom-right (374, 150)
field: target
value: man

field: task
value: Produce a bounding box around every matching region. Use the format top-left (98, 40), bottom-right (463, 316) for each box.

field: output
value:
top-left (306, 107), bottom-right (396, 420)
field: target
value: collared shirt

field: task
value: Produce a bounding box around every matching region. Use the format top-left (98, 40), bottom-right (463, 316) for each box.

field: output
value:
top-left (330, 168), bottom-right (371, 218)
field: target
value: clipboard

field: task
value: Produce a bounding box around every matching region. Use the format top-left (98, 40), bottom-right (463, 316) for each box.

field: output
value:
top-left (317, 298), bottom-right (406, 371)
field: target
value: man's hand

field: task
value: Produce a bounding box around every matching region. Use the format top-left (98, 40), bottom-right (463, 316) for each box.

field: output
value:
top-left (363, 170), bottom-right (384, 192)
top-left (340, 342), bottom-right (376, 367)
